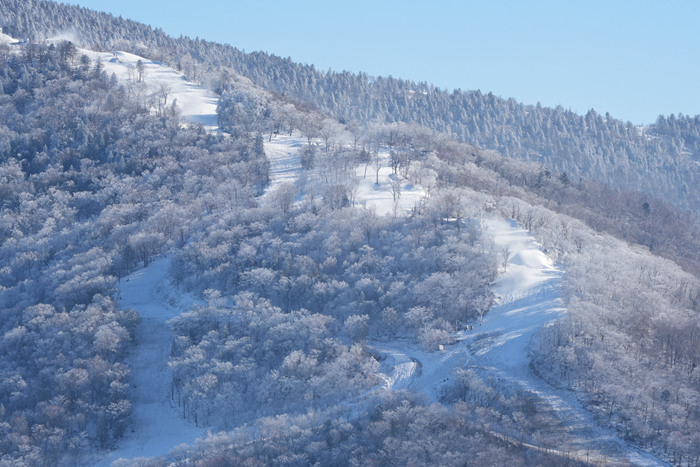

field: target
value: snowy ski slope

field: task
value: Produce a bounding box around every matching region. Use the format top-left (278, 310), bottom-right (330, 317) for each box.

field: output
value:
top-left (72, 44), bottom-right (666, 465)
top-left (81, 48), bottom-right (219, 130)
top-left (95, 260), bottom-right (206, 466)
top-left (370, 217), bottom-right (664, 466)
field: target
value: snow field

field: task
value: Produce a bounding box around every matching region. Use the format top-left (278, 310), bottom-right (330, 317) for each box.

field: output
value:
top-left (352, 156), bottom-right (427, 217)
top-left (264, 134), bottom-right (306, 192)
top-left (0, 32), bottom-right (14, 44)
top-left (79, 48), bottom-right (220, 130)
top-left (264, 135), bottom-right (427, 217)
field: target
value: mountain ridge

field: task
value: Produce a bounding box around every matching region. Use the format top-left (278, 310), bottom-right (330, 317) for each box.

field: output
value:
top-left (1, 0), bottom-right (698, 214)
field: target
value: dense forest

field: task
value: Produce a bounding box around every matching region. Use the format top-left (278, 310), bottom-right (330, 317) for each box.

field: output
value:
top-left (0, 40), bottom-right (267, 464)
top-left (0, 1), bottom-right (699, 466)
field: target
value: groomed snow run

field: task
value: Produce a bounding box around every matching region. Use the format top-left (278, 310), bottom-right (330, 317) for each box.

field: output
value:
top-left (370, 217), bottom-right (565, 402)
top-left (94, 258), bottom-right (207, 466)
top-left (0, 35), bottom-right (217, 131)
top-left (80, 48), bottom-right (219, 130)
top-left (263, 134), bottom-right (306, 195)
top-left (373, 217), bottom-right (665, 466)
top-left (56, 45), bottom-right (220, 465)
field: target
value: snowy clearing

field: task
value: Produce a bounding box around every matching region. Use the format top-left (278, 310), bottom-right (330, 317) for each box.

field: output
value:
top-left (264, 135), bottom-right (427, 216)
top-left (352, 155), bottom-right (428, 217)
top-left (16, 29), bottom-right (218, 128)
top-left (79, 48), bottom-right (219, 130)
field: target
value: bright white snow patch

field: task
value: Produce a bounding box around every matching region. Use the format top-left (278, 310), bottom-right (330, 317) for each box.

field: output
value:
top-left (80, 49), bottom-right (219, 130)
top-left (0, 32), bottom-right (13, 44)
top-left (466, 217), bottom-right (564, 364)
top-left (264, 134), bottom-right (306, 194)
top-left (353, 156), bottom-right (427, 217)
top-left (263, 136), bottom-right (427, 216)
top-left (486, 217), bottom-right (558, 301)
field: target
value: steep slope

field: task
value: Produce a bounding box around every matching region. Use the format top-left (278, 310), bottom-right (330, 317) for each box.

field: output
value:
top-left (1, 6), bottom-right (696, 463)
top-left (6, 0), bottom-right (697, 276)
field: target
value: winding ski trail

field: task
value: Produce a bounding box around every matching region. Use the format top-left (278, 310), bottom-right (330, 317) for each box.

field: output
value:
top-left (372, 218), bottom-right (665, 466)
top-left (265, 134), bottom-right (665, 465)
top-left (83, 46), bottom-right (218, 466)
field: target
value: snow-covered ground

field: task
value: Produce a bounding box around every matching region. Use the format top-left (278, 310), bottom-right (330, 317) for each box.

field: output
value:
top-left (0, 31), bottom-right (15, 45)
top-left (80, 48), bottom-right (219, 130)
top-left (352, 157), bottom-right (427, 217)
top-left (94, 259), bottom-right (207, 466)
top-left (265, 135), bottom-right (427, 216)
top-left (265, 134), bottom-right (306, 193)
top-left (0, 35), bottom-right (218, 131)
top-left (372, 218), bottom-right (664, 466)
top-left (372, 217), bottom-right (564, 397)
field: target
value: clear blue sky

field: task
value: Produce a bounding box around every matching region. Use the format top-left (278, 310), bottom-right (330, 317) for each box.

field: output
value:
top-left (63, 0), bottom-right (700, 124)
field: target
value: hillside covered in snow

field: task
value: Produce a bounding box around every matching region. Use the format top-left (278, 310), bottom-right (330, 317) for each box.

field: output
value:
top-left (0, 3), bottom-right (699, 466)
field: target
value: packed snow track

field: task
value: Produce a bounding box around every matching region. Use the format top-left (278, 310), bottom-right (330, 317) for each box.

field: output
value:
top-left (372, 218), bottom-right (665, 466)
top-left (94, 259), bottom-right (206, 466)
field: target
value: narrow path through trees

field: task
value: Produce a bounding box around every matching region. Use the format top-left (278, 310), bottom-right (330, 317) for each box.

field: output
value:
top-left (95, 259), bottom-right (206, 466)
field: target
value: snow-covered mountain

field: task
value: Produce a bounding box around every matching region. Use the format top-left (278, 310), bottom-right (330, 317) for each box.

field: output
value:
top-left (0, 4), bottom-right (698, 466)
top-left (82, 49), bottom-right (663, 464)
